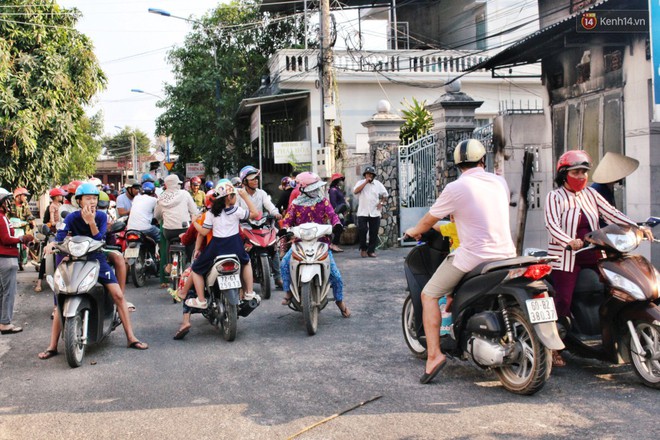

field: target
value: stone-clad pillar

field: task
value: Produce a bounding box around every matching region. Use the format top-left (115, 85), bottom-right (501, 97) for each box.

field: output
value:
top-left (426, 81), bottom-right (483, 191)
top-left (361, 100), bottom-right (404, 248)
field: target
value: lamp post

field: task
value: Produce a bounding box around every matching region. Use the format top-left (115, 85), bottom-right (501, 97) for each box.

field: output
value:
top-left (130, 88), bottom-right (170, 164)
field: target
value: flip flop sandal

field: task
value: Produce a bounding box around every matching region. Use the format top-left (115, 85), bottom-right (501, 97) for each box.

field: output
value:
top-left (552, 350), bottom-right (566, 368)
top-left (38, 349), bottom-right (59, 360)
top-left (127, 302), bottom-right (136, 312)
top-left (336, 301), bottom-right (351, 318)
top-left (0, 326), bottom-right (23, 334)
top-left (128, 340), bottom-right (148, 350)
top-left (173, 327), bottom-right (190, 340)
top-left (281, 293), bottom-right (293, 306)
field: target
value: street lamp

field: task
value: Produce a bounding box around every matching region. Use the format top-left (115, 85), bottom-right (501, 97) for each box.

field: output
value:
top-left (130, 88), bottom-right (170, 162)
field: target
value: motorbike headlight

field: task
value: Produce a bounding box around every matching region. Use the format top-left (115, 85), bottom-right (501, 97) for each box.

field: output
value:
top-left (602, 268), bottom-right (645, 300)
top-left (78, 267), bottom-right (99, 292)
top-left (68, 240), bottom-right (90, 258)
top-left (53, 270), bottom-right (66, 292)
top-left (299, 227), bottom-right (317, 241)
top-left (606, 230), bottom-right (638, 253)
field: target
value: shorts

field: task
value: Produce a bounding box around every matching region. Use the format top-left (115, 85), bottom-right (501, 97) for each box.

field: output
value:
top-left (191, 234), bottom-right (249, 276)
top-left (422, 254), bottom-right (466, 299)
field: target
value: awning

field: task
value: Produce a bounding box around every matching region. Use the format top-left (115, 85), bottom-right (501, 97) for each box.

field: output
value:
top-left (237, 90), bottom-right (310, 117)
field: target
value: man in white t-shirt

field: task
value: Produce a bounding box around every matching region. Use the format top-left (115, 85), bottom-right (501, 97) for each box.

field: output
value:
top-left (126, 182), bottom-right (160, 243)
top-left (116, 179), bottom-right (141, 217)
top-left (353, 166), bottom-right (388, 258)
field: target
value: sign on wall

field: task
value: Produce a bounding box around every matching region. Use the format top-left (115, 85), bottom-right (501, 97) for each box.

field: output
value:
top-left (185, 163), bottom-right (205, 178)
top-left (274, 141), bottom-right (312, 164)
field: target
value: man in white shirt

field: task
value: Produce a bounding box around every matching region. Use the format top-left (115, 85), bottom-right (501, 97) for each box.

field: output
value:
top-left (116, 180), bottom-right (141, 217)
top-left (126, 182), bottom-right (160, 243)
top-left (353, 166), bottom-right (388, 258)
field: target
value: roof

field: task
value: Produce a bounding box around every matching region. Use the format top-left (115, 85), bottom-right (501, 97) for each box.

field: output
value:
top-left (470, 0), bottom-right (614, 71)
top-left (237, 89), bottom-right (310, 117)
top-left (260, 0), bottom-right (393, 14)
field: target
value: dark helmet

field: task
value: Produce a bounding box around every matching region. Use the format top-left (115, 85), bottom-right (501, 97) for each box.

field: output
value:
top-left (363, 166), bottom-right (376, 177)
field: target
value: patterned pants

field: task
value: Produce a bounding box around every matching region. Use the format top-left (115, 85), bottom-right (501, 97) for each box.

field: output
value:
top-left (280, 248), bottom-right (343, 301)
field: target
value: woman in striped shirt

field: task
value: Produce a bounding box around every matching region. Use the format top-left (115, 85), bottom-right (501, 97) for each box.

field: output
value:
top-left (544, 150), bottom-right (652, 366)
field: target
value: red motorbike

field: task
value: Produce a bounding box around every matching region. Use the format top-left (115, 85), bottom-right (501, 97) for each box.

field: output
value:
top-left (240, 215), bottom-right (278, 300)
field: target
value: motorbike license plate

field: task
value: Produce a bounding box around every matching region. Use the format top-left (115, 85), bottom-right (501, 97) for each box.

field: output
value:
top-left (124, 247), bottom-right (139, 259)
top-left (217, 274), bottom-right (241, 290)
top-left (525, 298), bottom-right (558, 324)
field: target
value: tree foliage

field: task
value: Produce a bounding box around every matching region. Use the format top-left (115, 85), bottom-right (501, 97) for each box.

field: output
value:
top-left (155, 0), bottom-right (304, 175)
top-left (103, 127), bottom-right (151, 160)
top-left (399, 97), bottom-right (434, 144)
top-left (0, 0), bottom-right (106, 193)
top-left (57, 111), bottom-right (104, 183)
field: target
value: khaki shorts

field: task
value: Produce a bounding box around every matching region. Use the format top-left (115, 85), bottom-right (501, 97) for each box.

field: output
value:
top-left (422, 254), bottom-right (466, 299)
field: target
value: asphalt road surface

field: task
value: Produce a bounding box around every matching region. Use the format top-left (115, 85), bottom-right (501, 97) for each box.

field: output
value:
top-left (0, 246), bottom-right (657, 439)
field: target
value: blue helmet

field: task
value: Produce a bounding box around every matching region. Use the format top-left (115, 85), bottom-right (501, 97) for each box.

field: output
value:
top-left (141, 173), bottom-right (154, 183)
top-left (142, 181), bottom-right (155, 194)
top-left (205, 180), bottom-right (214, 190)
top-left (75, 182), bottom-right (100, 199)
top-left (239, 165), bottom-right (260, 182)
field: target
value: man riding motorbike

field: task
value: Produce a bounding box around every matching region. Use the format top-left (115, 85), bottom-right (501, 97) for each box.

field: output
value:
top-left (126, 181), bottom-right (160, 243)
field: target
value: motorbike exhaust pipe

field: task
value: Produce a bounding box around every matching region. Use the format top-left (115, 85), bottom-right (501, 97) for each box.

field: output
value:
top-left (238, 298), bottom-right (260, 317)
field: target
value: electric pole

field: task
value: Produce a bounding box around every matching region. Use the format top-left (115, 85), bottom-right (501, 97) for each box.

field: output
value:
top-left (319, 0), bottom-right (335, 176)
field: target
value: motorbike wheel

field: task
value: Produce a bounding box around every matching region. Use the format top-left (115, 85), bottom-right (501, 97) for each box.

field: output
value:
top-left (628, 321), bottom-right (660, 389)
top-left (64, 312), bottom-right (86, 368)
top-left (301, 281), bottom-right (319, 336)
top-left (259, 254), bottom-right (271, 300)
top-left (221, 294), bottom-right (238, 342)
top-left (131, 249), bottom-right (146, 288)
top-left (401, 294), bottom-right (427, 359)
top-left (494, 308), bottom-right (549, 395)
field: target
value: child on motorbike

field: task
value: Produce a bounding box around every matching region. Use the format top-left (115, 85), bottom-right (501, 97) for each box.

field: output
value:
top-left (38, 183), bottom-right (147, 359)
top-left (279, 172), bottom-right (350, 318)
top-left (184, 180), bottom-right (260, 310)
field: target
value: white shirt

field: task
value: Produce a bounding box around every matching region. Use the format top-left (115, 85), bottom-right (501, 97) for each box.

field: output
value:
top-left (116, 193), bottom-right (133, 213)
top-left (428, 167), bottom-right (516, 272)
top-left (203, 205), bottom-right (249, 238)
top-left (353, 179), bottom-right (388, 217)
top-left (236, 188), bottom-right (278, 216)
top-left (126, 194), bottom-right (158, 231)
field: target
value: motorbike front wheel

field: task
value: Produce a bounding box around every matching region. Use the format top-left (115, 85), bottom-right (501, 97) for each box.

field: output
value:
top-left (259, 254), bottom-right (271, 300)
top-left (494, 308), bottom-right (549, 395)
top-left (64, 311), bottom-right (86, 368)
top-left (402, 294), bottom-right (427, 359)
top-left (301, 281), bottom-right (319, 336)
top-left (628, 321), bottom-right (660, 389)
top-left (221, 294), bottom-right (238, 342)
top-left (131, 248), bottom-right (146, 288)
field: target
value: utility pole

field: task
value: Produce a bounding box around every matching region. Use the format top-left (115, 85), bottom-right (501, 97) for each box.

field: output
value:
top-left (319, 0), bottom-right (335, 177)
top-left (131, 134), bottom-right (138, 180)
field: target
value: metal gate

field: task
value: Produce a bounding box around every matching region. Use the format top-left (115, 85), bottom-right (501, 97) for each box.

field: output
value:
top-left (398, 132), bottom-right (439, 242)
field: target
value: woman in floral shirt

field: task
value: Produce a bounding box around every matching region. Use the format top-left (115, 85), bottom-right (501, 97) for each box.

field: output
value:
top-left (280, 172), bottom-right (350, 317)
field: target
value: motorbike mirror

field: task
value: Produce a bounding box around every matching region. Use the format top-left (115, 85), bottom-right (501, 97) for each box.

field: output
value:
top-left (643, 216), bottom-right (660, 228)
top-left (46, 275), bottom-right (55, 292)
top-left (41, 224), bottom-right (51, 235)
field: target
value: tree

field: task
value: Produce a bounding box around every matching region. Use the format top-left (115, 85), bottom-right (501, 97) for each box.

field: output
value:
top-left (103, 127), bottom-right (151, 160)
top-left (155, 0), bottom-right (304, 175)
top-left (399, 98), bottom-right (434, 144)
top-left (0, 0), bottom-right (106, 193)
top-left (57, 111), bottom-right (104, 184)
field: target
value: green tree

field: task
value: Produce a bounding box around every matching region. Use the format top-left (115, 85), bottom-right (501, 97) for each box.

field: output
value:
top-left (56, 111), bottom-right (105, 183)
top-left (399, 98), bottom-right (434, 144)
top-left (0, 0), bottom-right (106, 193)
top-left (103, 127), bottom-right (151, 160)
top-left (156, 0), bottom-right (304, 175)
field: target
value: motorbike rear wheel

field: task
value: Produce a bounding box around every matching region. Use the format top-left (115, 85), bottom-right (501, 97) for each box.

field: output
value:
top-left (402, 294), bottom-right (427, 359)
top-left (259, 254), bottom-right (271, 300)
top-left (301, 281), bottom-right (319, 335)
top-left (64, 311), bottom-right (86, 368)
top-left (494, 308), bottom-right (549, 395)
top-left (628, 321), bottom-right (660, 389)
top-left (221, 294), bottom-right (238, 342)
top-left (131, 248), bottom-right (147, 288)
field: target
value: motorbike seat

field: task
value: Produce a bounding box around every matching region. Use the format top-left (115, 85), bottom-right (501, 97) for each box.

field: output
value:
top-left (460, 256), bottom-right (544, 283)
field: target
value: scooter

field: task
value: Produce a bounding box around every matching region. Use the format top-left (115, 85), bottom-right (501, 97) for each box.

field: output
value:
top-left (46, 236), bottom-right (121, 368)
top-left (189, 254), bottom-right (260, 341)
top-left (402, 229), bottom-right (564, 395)
top-left (286, 223), bottom-right (334, 336)
top-left (561, 218), bottom-right (660, 389)
top-left (240, 215), bottom-right (278, 299)
top-left (124, 229), bottom-right (160, 287)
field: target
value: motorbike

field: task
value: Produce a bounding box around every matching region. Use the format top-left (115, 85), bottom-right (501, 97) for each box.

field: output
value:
top-left (110, 215), bottom-right (128, 252)
top-left (557, 218), bottom-right (660, 389)
top-left (402, 229), bottom-right (564, 395)
top-left (124, 229), bottom-right (160, 287)
top-left (189, 253), bottom-right (260, 341)
top-left (285, 223), bottom-right (334, 336)
top-left (27, 223), bottom-right (54, 273)
top-left (45, 236), bottom-right (122, 368)
top-left (240, 215), bottom-right (278, 299)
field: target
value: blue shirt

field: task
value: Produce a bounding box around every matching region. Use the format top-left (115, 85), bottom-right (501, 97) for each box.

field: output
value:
top-left (56, 210), bottom-right (107, 242)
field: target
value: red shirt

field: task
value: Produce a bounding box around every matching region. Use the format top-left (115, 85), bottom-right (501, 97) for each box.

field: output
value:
top-left (0, 212), bottom-right (20, 258)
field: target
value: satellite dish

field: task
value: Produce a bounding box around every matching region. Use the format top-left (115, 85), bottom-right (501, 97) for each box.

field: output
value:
top-left (155, 151), bottom-right (165, 162)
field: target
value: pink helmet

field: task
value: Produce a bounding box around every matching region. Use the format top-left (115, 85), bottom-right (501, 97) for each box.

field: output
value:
top-left (295, 171), bottom-right (326, 192)
top-left (557, 150), bottom-right (592, 172)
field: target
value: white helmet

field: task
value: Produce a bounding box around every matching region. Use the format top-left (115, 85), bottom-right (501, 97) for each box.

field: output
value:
top-left (453, 139), bottom-right (486, 165)
top-left (0, 188), bottom-right (12, 207)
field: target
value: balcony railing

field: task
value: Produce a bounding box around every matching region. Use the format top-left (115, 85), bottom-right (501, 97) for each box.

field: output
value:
top-left (271, 49), bottom-right (490, 77)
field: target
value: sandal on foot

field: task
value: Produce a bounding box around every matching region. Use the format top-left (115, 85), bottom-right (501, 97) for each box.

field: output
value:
top-left (173, 326), bottom-right (190, 340)
top-left (0, 325), bottom-right (23, 334)
top-left (127, 302), bottom-right (136, 312)
top-left (336, 301), bottom-right (351, 318)
top-left (184, 298), bottom-right (208, 309)
top-left (160, 283), bottom-right (170, 289)
top-left (281, 292), bottom-right (293, 306)
top-left (552, 350), bottom-right (566, 368)
top-left (34, 285), bottom-right (43, 292)
top-left (128, 340), bottom-right (148, 350)
top-left (168, 288), bottom-right (184, 303)
top-left (38, 349), bottom-right (59, 360)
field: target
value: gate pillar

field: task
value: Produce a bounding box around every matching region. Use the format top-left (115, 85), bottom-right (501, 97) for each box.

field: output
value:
top-left (361, 100), bottom-right (404, 248)
top-left (427, 80), bottom-right (483, 191)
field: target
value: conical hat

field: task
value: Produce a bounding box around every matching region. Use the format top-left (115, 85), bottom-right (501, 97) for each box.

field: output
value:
top-left (591, 152), bottom-right (639, 184)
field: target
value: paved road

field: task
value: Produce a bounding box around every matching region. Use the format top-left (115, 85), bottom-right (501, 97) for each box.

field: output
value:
top-left (0, 246), bottom-right (657, 439)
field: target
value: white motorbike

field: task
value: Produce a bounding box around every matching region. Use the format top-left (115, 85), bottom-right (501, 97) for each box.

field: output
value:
top-left (286, 223), bottom-right (333, 335)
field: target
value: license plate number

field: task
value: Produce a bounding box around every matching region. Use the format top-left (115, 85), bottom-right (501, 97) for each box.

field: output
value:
top-left (526, 297), bottom-right (558, 324)
top-left (124, 247), bottom-right (140, 259)
top-left (217, 274), bottom-right (241, 290)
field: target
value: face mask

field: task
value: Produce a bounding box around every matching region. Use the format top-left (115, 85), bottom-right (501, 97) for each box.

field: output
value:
top-left (566, 174), bottom-right (587, 192)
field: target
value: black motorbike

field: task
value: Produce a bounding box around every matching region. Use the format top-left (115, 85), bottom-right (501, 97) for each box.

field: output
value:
top-left (124, 229), bottom-right (160, 287)
top-left (402, 229), bottom-right (564, 395)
